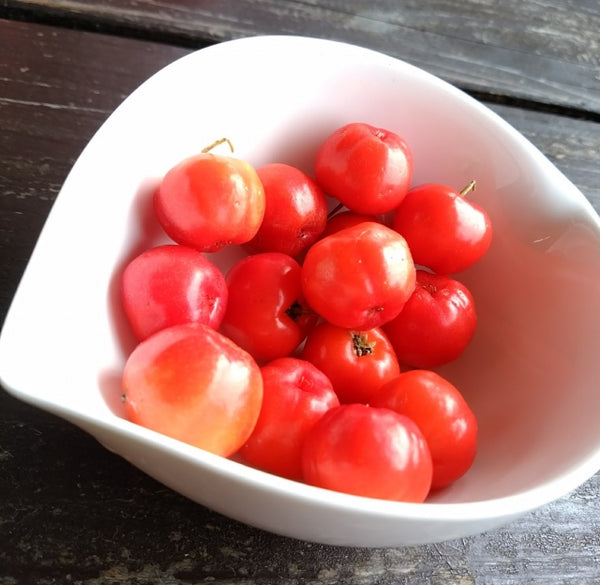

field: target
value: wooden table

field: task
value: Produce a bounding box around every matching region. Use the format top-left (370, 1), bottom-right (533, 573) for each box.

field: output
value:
top-left (1, 2), bottom-right (599, 583)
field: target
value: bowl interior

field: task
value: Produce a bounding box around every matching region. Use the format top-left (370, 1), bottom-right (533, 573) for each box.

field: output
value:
top-left (2, 35), bottom-right (600, 527)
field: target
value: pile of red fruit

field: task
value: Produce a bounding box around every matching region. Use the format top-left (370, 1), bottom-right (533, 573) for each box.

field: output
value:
top-left (120, 122), bottom-right (493, 503)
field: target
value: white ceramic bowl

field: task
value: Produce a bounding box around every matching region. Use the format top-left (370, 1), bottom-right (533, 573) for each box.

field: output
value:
top-left (2, 36), bottom-right (600, 548)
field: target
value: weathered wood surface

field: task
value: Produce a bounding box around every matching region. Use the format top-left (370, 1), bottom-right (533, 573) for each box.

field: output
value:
top-left (1, 7), bottom-right (600, 584)
top-left (2, 0), bottom-right (599, 116)
top-left (0, 19), bottom-right (188, 320)
top-left (3, 387), bottom-right (600, 584)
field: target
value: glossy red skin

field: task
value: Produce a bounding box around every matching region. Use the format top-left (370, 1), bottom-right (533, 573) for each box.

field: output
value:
top-left (300, 322), bottom-right (400, 404)
top-left (154, 153), bottom-right (265, 253)
top-left (240, 357), bottom-right (339, 479)
top-left (121, 244), bottom-right (228, 341)
top-left (220, 252), bottom-right (318, 363)
top-left (302, 404), bottom-right (433, 502)
top-left (372, 370), bottom-right (477, 490)
top-left (392, 183), bottom-right (492, 274)
top-left (248, 163), bottom-right (328, 257)
top-left (122, 322), bottom-right (263, 458)
top-left (321, 210), bottom-right (382, 238)
top-left (301, 222), bottom-right (416, 330)
top-left (383, 270), bottom-right (477, 368)
top-left (314, 122), bottom-right (413, 215)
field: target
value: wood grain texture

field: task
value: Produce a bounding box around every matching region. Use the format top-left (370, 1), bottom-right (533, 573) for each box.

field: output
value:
top-left (1, 15), bottom-right (600, 585)
top-left (0, 19), bottom-right (188, 320)
top-left (2, 0), bottom-right (599, 115)
top-left (2, 389), bottom-right (600, 584)
top-left (1, 17), bottom-right (599, 323)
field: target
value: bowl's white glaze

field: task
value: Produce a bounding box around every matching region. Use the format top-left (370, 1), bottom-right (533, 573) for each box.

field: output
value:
top-left (2, 36), bottom-right (600, 547)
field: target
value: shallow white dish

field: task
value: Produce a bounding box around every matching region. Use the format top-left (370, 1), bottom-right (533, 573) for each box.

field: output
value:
top-left (2, 35), bottom-right (600, 548)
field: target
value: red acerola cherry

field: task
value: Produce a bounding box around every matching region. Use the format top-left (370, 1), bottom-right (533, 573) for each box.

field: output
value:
top-left (392, 181), bottom-right (492, 274)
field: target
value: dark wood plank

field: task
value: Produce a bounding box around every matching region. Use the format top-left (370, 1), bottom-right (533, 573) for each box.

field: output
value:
top-left (491, 103), bottom-right (600, 210)
top-left (2, 19), bottom-right (600, 584)
top-left (2, 0), bottom-right (600, 115)
top-left (2, 388), bottom-right (600, 583)
top-left (0, 19), bottom-right (188, 322)
top-left (2, 17), bottom-right (599, 325)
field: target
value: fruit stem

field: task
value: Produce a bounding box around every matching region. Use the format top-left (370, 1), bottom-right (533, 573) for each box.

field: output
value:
top-left (202, 137), bottom-right (234, 153)
top-left (286, 301), bottom-right (316, 322)
top-left (351, 332), bottom-right (375, 357)
top-left (459, 180), bottom-right (477, 197)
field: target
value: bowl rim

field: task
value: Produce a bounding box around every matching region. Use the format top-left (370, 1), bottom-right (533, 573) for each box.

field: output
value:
top-left (4, 381), bottom-right (599, 525)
